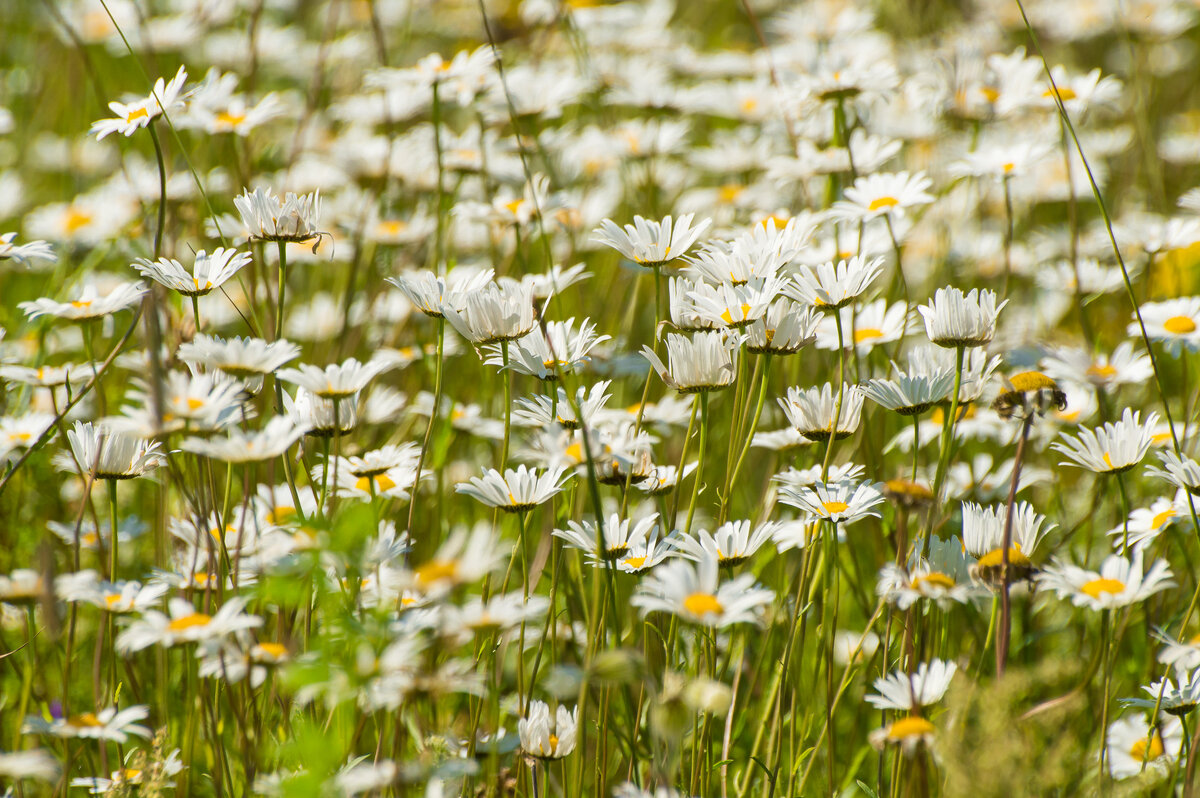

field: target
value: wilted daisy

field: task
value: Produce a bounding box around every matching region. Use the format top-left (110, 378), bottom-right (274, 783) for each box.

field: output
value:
top-left (19, 281), bottom-right (146, 322)
top-left (64, 421), bottom-right (164, 480)
top-left (592, 214), bottom-right (711, 268)
top-left (917, 287), bottom-right (1006, 348)
top-left (442, 282), bottom-right (536, 345)
top-left (1105, 714), bottom-right (1183, 780)
top-left (115, 596), bottom-right (263, 653)
top-left (235, 187), bottom-right (321, 243)
top-left (24, 705), bottom-right (151, 743)
top-left (777, 478), bottom-right (886, 526)
top-left (778, 383), bottom-right (864, 441)
top-left (641, 331), bottom-right (739, 393)
top-left (1037, 551), bottom-right (1174, 610)
top-left (866, 660), bottom-right (956, 753)
top-left (961, 501), bottom-right (1054, 585)
top-left (554, 512), bottom-right (659, 563)
top-left (89, 65), bottom-right (187, 139)
top-left (783, 256), bottom-right (884, 310)
top-left (519, 701), bottom-right (578, 760)
top-left (631, 552), bottom-right (774, 627)
top-left (133, 248), bottom-right (251, 297)
top-left (455, 464), bottom-right (571, 512)
top-left (1052, 408), bottom-right (1159, 474)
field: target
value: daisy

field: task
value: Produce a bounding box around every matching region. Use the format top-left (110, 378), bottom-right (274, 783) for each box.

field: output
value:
top-left (1135, 297), bottom-right (1200, 354)
top-left (1157, 630), bottom-right (1200, 673)
top-left (1107, 495), bottom-right (1184, 551)
top-left (667, 276), bottom-right (720, 331)
top-left (1036, 551), bottom-right (1174, 610)
top-left (409, 523), bottom-right (505, 595)
top-left (783, 256), bottom-right (884, 310)
top-left (877, 559), bottom-right (974, 610)
top-left (176, 334), bottom-right (301, 393)
top-left (514, 382), bottom-right (610, 430)
top-left (554, 512), bottom-right (659, 563)
top-left (442, 282), bottom-right (536, 345)
top-left (482, 317), bottom-right (609, 380)
top-left (834, 171), bottom-right (935, 222)
top-left (745, 299), bottom-right (820, 355)
top-left (1120, 669), bottom-right (1200, 716)
top-left (672, 520), bottom-right (775, 567)
top-left (1052, 408), bottom-right (1159, 474)
top-left (83, 580), bottom-right (169, 614)
top-left (132, 248), bottom-right (251, 297)
top-left (156, 370), bottom-right (248, 429)
top-left (961, 501), bottom-right (1054, 585)
top-left (777, 477), bottom-right (885, 526)
top-left (614, 530), bottom-right (677, 573)
top-left (634, 462), bottom-right (698, 495)
top-left (0, 232), bottom-right (56, 266)
top-left (89, 66), bottom-right (187, 139)
top-left (385, 267), bottom-right (494, 318)
top-left (815, 299), bottom-right (908, 352)
top-left (19, 281), bottom-right (146, 322)
top-left (778, 383), bottom-right (864, 441)
top-left (455, 464), bottom-right (571, 512)
top-left (950, 139), bottom-right (1053, 181)
top-left (0, 750), bottom-right (59, 783)
top-left (917, 287), bottom-right (1006, 348)
top-left (1105, 714), bottom-right (1182, 780)
top-left (0, 569), bottom-right (47, 605)
top-left (905, 345), bottom-right (1002, 404)
top-left (860, 372), bottom-right (955, 416)
top-left (180, 416), bottom-right (309, 462)
top-left (115, 596), bottom-right (263, 653)
top-left (631, 553), bottom-right (774, 627)
top-left (23, 705), bottom-right (151, 743)
top-left (1040, 341), bottom-right (1154, 388)
top-left (234, 187), bottom-right (321, 243)
top-left (591, 213), bottom-right (711, 268)
top-left (277, 356), bottom-right (397, 399)
top-left (63, 421), bottom-right (165, 480)
top-left (641, 331), bottom-right (740, 393)
top-left (1147, 450), bottom-right (1200, 494)
top-left (290, 388), bottom-right (359, 438)
top-left (0, 413), bottom-right (56, 460)
top-left (866, 660), bottom-right (956, 753)
top-left (685, 276), bottom-right (788, 329)
top-left (519, 701), bottom-right (578, 760)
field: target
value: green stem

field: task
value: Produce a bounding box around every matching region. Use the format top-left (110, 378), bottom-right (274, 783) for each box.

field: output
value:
top-left (683, 392), bottom-right (709, 535)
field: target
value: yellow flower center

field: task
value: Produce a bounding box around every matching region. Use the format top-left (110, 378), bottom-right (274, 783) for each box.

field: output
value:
top-left (104, 593), bottom-right (123, 608)
top-left (976, 545), bottom-right (1031, 569)
top-left (70, 299), bottom-right (93, 309)
top-left (266, 506), bottom-right (295, 525)
top-left (853, 327), bottom-right (885, 344)
top-left (913, 572), bottom-right (956, 591)
top-left (10, 432), bottom-right (31, 442)
top-left (1080, 578), bottom-right (1125, 599)
top-left (1002, 162), bottom-right (1015, 173)
top-left (539, 733), bottom-right (560, 756)
top-left (193, 277), bottom-right (213, 292)
top-left (720, 303), bottom-right (753, 325)
top-left (1086, 364), bottom-right (1117, 379)
top-left (1130, 734), bottom-right (1164, 761)
top-left (504, 199), bottom-right (525, 217)
top-left (887, 715), bottom-right (935, 740)
top-left (355, 473), bottom-right (396, 493)
top-left (867, 196), bottom-right (899, 212)
top-left (1152, 508), bottom-right (1176, 529)
top-left (740, 97), bottom-right (759, 114)
top-left (1043, 86), bottom-right (1077, 101)
top-left (623, 556), bottom-right (647, 570)
top-left (718, 184), bottom-right (744, 204)
top-left (125, 106), bottom-right (150, 123)
top-left (64, 208), bottom-right (93, 233)
top-left (1103, 452), bottom-right (1115, 470)
top-left (215, 110), bottom-right (246, 128)
top-left (683, 592), bottom-right (724, 618)
top-left (415, 559), bottom-right (458, 586)
top-left (69, 712), bottom-right (102, 727)
top-left (980, 86), bottom-right (1000, 103)
top-left (822, 500), bottom-right (850, 515)
top-left (377, 220), bottom-right (407, 236)
top-left (167, 612), bottom-right (213, 632)
top-left (255, 642), bottom-right (288, 659)
top-left (1164, 315), bottom-right (1197, 334)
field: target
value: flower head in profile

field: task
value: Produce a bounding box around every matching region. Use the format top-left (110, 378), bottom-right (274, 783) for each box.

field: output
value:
top-left (386, 267), bottom-right (494, 318)
top-left (519, 701), bottom-right (578, 760)
top-left (234, 187), bottom-right (321, 243)
top-left (592, 214), bottom-right (711, 268)
top-left (115, 596), bottom-right (263, 653)
top-left (442, 282), bottom-right (536, 345)
top-left (777, 477), bottom-right (885, 527)
top-left (783, 256), bottom-right (884, 310)
top-left (961, 501), bottom-right (1054, 586)
top-left (1051, 408), bottom-right (1159, 474)
top-left (834, 171), bottom-right (934, 222)
top-left (24, 705), bottom-right (151, 743)
top-left (917, 287), bottom-right (1006, 348)
top-left (19, 281), bottom-right (146, 322)
top-left (866, 660), bottom-right (956, 754)
top-left (554, 512), bottom-right (659, 564)
top-left (641, 331), bottom-right (739, 393)
top-left (455, 464), bottom-right (571, 512)
top-left (778, 383), bottom-right (864, 441)
top-left (277, 356), bottom-right (397, 400)
top-left (63, 421), bottom-right (165, 481)
top-left (133, 248), bottom-right (250, 297)
top-left (90, 66), bottom-right (187, 139)
top-left (0, 232), bottom-right (56, 267)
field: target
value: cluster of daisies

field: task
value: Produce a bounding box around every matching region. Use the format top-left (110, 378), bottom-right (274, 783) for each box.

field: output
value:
top-left (5, 0), bottom-right (1200, 795)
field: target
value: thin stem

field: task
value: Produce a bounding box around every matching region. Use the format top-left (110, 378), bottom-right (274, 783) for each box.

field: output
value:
top-left (683, 392), bottom-right (709, 535)
top-left (997, 411), bottom-right (1033, 677)
top-left (275, 241), bottom-right (287, 342)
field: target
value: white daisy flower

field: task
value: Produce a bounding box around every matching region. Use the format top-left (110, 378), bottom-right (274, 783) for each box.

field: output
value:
top-left (385, 267), bottom-right (494, 318)
top-left (672, 520), bottom-right (776, 567)
top-left (89, 66), bottom-right (187, 139)
top-left (23, 705), bottom-right (151, 743)
top-left (1120, 668), bottom-right (1200, 716)
top-left (1134, 297), bottom-right (1200, 354)
top-left (132, 248), bottom-right (251, 297)
top-left (63, 421), bottom-right (165, 480)
top-left (1052, 408), bottom-right (1159, 474)
top-left (277, 356), bottom-right (397, 399)
top-left (783, 256), bottom-right (884, 310)
top-left (483, 317), bottom-right (610, 380)
top-left (442, 282), bottom-right (536, 345)
top-left (591, 213), bottom-right (712, 268)
top-left (115, 596), bottom-right (263, 653)
top-left (180, 416), bottom-right (309, 462)
top-left (409, 522), bottom-right (506, 595)
top-left (961, 501), bottom-right (1054, 584)
top-left (777, 478), bottom-right (885, 527)
top-left (1105, 714), bottom-right (1182, 780)
top-left (19, 281), bottom-right (146, 322)
top-left (1036, 551), bottom-right (1174, 610)
top-left (553, 512), bottom-right (659, 563)
top-left (234, 187), bottom-right (321, 243)
top-left (834, 171), bottom-right (935, 222)
top-left (641, 331), bottom-right (740, 393)
top-left (519, 701), bottom-right (578, 760)
top-left (778, 383), bottom-right (864, 441)
top-left (631, 552), bottom-right (774, 627)
top-left (455, 464), bottom-right (571, 512)
top-left (0, 232), bottom-right (56, 266)
top-left (745, 299), bottom-right (820, 355)
top-left (917, 287), bottom-right (1006, 348)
